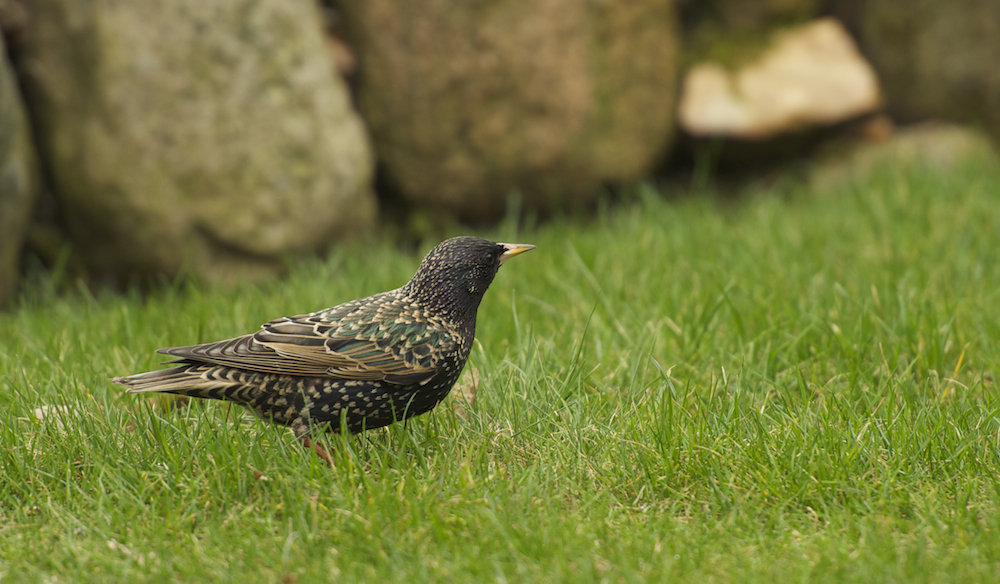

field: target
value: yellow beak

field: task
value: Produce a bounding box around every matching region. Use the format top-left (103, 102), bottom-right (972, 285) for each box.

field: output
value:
top-left (498, 242), bottom-right (536, 265)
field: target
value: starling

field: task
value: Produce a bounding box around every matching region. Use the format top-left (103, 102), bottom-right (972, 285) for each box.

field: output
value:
top-left (114, 236), bottom-right (534, 464)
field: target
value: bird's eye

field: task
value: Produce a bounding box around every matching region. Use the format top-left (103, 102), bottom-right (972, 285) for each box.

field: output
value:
top-left (485, 252), bottom-right (494, 264)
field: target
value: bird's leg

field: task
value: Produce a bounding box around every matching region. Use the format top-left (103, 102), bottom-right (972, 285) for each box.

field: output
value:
top-left (299, 436), bottom-right (335, 467)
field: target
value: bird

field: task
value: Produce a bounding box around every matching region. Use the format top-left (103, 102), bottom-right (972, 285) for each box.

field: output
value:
top-left (113, 236), bottom-right (534, 464)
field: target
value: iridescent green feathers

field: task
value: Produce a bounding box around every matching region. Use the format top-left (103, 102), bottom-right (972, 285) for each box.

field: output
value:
top-left (148, 292), bottom-right (456, 387)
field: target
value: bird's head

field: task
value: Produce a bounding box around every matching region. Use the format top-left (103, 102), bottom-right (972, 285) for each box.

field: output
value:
top-left (404, 236), bottom-right (535, 321)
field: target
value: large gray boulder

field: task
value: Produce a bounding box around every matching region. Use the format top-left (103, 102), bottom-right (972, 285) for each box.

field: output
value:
top-left (17, 0), bottom-right (375, 285)
top-left (338, 0), bottom-right (680, 221)
top-left (842, 0), bottom-right (1000, 141)
top-left (0, 34), bottom-right (38, 308)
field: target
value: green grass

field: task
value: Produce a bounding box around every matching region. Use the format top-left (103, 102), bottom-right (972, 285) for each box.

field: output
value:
top-left (2, 159), bottom-right (1000, 582)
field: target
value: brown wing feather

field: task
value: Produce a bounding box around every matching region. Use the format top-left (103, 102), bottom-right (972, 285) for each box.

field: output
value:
top-left (157, 292), bottom-right (457, 385)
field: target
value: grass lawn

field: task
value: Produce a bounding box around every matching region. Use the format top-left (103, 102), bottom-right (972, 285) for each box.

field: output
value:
top-left (2, 158), bottom-right (1000, 582)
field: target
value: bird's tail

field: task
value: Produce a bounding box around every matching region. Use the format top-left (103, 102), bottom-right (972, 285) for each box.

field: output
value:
top-left (112, 364), bottom-right (248, 402)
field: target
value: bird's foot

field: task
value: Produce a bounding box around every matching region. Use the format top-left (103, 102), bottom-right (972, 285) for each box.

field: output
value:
top-left (300, 436), bottom-right (335, 467)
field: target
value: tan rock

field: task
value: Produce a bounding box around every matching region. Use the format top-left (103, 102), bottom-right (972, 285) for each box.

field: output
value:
top-left (18, 0), bottom-right (375, 285)
top-left (679, 18), bottom-right (881, 140)
top-left (339, 0), bottom-right (680, 220)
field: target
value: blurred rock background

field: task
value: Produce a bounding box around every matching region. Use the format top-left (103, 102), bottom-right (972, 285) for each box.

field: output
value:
top-left (0, 0), bottom-right (997, 307)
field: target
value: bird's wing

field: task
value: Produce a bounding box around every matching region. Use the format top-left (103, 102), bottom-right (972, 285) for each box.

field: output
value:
top-left (156, 293), bottom-right (458, 386)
